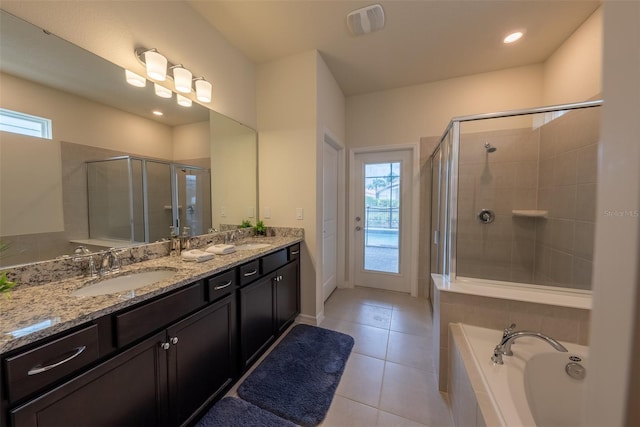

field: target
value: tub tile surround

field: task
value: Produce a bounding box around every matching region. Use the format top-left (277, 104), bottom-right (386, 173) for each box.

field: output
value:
top-left (432, 274), bottom-right (590, 390)
top-left (0, 227), bottom-right (303, 354)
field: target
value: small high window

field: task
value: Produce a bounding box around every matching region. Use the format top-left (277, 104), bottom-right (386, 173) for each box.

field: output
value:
top-left (0, 108), bottom-right (52, 139)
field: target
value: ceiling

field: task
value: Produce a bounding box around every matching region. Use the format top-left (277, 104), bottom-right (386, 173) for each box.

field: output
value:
top-left (188, 0), bottom-right (600, 96)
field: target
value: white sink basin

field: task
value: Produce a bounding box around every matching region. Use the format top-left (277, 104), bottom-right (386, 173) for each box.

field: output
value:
top-left (72, 268), bottom-right (177, 297)
top-left (234, 243), bottom-right (272, 251)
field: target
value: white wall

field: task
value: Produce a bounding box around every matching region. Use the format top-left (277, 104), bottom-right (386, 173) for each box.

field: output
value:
top-left (543, 7), bottom-right (603, 105)
top-left (258, 51), bottom-right (318, 318)
top-left (173, 121), bottom-right (210, 161)
top-left (585, 2), bottom-right (640, 425)
top-left (1, 1), bottom-right (257, 128)
top-left (346, 64), bottom-right (544, 148)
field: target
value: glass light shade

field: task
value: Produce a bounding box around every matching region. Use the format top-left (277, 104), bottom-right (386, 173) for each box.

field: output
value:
top-left (177, 94), bottom-right (192, 107)
top-left (125, 70), bottom-right (146, 87)
top-left (195, 79), bottom-right (212, 103)
top-left (154, 83), bottom-right (172, 99)
top-left (144, 50), bottom-right (167, 81)
top-left (173, 66), bottom-right (192, 93)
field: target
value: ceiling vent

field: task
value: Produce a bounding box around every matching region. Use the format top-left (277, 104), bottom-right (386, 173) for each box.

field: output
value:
top-left (347, 4), bottom-right (385, 36)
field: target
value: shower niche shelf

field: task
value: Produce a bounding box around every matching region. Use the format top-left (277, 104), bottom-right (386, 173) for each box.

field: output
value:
top-left (511, 210), bottom-right (549, 218)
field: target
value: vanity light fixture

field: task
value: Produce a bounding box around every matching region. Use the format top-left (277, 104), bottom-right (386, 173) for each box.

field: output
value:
top-left (134, 47), bottom-right (212, 103)
top-left (154, 83), bottom-right (172, 99)
top-left (177, 94), bottom-right (192, 107)
top-left (171, 65), bottom-right (192, 93)
top-left (503, 31), bottom-right (524, 44)
top-left (194, 78), bottom-right (212, 103)
top-left (125, 70), bottom-right (146, 87)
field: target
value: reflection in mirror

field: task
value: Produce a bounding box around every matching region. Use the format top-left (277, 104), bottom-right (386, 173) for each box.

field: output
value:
top-left (0, 11), bottom-right (257, 268)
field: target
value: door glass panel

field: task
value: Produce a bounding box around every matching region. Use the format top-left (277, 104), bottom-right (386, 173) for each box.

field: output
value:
top-left (363, 162), bottom-right (400, 273)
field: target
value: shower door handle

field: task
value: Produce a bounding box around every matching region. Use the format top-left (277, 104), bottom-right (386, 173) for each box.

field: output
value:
top-left (355, 226), bottom-right (362, 231)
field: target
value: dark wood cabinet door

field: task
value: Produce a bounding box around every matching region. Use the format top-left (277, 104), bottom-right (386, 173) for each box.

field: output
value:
top-left (10, 331), bottom-right (169, 427)
top-left (167, 294), bottom-right (237, 426)
top-left (276, 260), bottom-right (300, 333)
top-left (239, 275), bottom-right (275, 369)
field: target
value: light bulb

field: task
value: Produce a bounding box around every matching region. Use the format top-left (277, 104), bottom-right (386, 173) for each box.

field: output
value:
top-left (503, 31), bottom-right (524, 44)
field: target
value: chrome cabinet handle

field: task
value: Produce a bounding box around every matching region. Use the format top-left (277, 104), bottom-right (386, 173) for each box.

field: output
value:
top-left (27, 346), bottom-right (87, 376)
top-left (214, 280), bottom-right (232, 290)
top-left (290, 250), bottom-right (300, 255)
top-left (160, 342), bottom-right (170, 350)
top-left (170, 337), bottom-right (179, 345)
top-left (243, 269), bottom-right (258, 277)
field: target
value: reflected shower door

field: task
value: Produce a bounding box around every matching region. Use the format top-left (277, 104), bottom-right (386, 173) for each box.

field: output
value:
top-left (174, 166), bottom-right (211, 236)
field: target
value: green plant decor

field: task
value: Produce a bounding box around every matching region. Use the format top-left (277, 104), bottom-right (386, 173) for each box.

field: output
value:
top-left (239, 219), bottom-right (253, 228)
top-left (255, 220), bottom-right (266, 236)
top-left (0, 241), bottom-right (15, 297)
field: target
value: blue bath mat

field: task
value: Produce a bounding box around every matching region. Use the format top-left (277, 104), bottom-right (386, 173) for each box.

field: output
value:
top-left (194, 396), bottom-right (296, 427)
top-left (237, 324), bottom-right (355, 426)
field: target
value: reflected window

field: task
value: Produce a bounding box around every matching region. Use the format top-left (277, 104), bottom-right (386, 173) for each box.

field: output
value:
top-left (0, 108), bottom-right (52, 139)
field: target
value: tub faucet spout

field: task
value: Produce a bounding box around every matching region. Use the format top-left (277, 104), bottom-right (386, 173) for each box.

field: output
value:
top-left (491, 329), bottom-right (568, 364)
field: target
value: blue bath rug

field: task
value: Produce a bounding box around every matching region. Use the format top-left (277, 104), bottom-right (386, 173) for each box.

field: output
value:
top-left (237, 324), bottom-right (355, 427)
top-left (194, 396), bottom-right (296, 427)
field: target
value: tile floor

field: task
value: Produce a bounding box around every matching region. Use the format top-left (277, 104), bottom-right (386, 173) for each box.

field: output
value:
top-left (227, 286), bottom-right (452, 427)
top-left (318, 287), bottom-right (452, 427)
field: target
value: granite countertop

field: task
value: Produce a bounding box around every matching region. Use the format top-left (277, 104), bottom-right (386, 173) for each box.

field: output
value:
top-left (0, 235), bottom-right (302, 355)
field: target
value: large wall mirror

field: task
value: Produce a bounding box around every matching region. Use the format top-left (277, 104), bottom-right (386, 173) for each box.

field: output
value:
top-left (0, 10), bottom-right (257, 268)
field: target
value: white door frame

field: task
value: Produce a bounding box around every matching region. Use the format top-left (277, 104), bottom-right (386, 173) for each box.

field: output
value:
top-left (318, 129), bottom-right (346, 298)
top-left (348, 144), bottom-right (420, 297)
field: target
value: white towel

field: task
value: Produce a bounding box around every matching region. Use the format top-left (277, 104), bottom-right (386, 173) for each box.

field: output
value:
top-left (206, 244), bottom-right (236, 255)
top-left (181, 249), bottom-right (215, 262)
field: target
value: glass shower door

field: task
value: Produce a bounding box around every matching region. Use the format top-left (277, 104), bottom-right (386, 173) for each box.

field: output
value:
top-left (174, 166), bottom-right (211, 236)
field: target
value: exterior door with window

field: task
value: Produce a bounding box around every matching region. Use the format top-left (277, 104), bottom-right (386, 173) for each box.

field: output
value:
top-left (353, 149), bottom-right (413, 292)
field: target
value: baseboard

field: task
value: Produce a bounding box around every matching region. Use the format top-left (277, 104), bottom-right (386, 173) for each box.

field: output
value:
top-left (296, 312), bottom-right (325, 326)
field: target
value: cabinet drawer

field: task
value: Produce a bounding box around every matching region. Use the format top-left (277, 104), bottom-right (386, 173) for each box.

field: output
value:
top-left (4, 324), bottom-right (100, 403)
top-left (206, 269), bottom-right (237, 302)
top-left (288, 244), bottom-right (301, 261)
top-left (239, 260), bottom-right (260, 286)
top-left (115, 282), bottom-right (205, 347)
top-left (261, 249), bottom-right (288, 274)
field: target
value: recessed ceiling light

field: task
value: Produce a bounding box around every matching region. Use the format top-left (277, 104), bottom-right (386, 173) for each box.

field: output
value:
top-left (503, 31), bottom-right (524, 44)
top-left (153, 110), bottom-right (163, 116)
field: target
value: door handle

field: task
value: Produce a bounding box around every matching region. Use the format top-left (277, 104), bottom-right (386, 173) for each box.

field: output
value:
top-left (355, 226), bottom-right (362, 231)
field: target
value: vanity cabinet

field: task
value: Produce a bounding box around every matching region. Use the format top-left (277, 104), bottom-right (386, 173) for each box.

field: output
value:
top-left (239, 248), bottom-right (300, 369)
top-left (10, 330), bottom-right (169, 427)
top-left (2, 242), bottom-right (301, 427)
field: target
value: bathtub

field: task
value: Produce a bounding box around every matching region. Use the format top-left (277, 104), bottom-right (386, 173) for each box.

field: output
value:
top-left (449, 323), bottom-right (588, 427)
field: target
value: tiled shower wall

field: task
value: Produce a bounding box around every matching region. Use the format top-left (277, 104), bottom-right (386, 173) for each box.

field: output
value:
top-left (455, 107), bottom-right (600, 290)
top-left (456, 127), bottom-right (540, 282)
top-left (535, 107), bottom-right (600, 289)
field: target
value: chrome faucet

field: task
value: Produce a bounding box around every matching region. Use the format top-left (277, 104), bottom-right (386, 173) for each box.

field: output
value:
top-left (73, 246), bottom-right (98, 278)
top-left (99, 248), bottom-right (122, 276)
top-left (491, 324), bottom-right (568, 364)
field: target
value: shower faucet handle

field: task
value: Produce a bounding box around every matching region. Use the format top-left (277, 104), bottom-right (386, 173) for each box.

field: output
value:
top-left (502, 323), bottom-right (517, 338)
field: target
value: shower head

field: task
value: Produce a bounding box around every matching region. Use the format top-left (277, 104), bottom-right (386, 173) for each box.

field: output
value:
top-left (484, 142), bottom-right (497, 153)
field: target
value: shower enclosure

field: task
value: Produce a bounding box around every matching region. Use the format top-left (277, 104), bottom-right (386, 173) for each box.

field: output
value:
top-left (86, 156), bottom-right (211, 244)
top-left (430, 100), bottom-right (602, 291)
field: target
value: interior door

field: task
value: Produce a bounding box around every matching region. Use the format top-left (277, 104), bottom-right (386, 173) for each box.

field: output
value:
top-left (322, 140), bottom-right (339, 301)
top-left (353, 149), bottom-right (413, 292)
